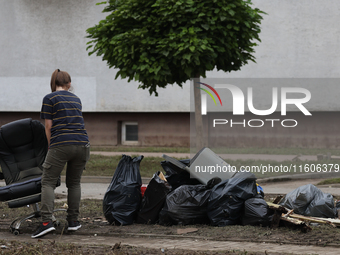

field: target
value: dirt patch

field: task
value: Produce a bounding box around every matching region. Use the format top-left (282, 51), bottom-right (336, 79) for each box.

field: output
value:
top-left (1, 194), bottom-right (340, 254)
top-left (0, 239), bottom-right (288, 255)
top-left (2, 195), bottom-right (340, 246)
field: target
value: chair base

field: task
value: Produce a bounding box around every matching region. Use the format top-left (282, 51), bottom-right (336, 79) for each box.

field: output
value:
top-left (9, 203), bottom-right (66, 235)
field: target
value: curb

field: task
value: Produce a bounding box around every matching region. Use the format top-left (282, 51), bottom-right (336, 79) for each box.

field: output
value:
top-left (72, 171), bottom-right (338, 185)
top-left (62, 176), bottom-right (151, 184)
top-left (257, 171), bottom-right (340, 184)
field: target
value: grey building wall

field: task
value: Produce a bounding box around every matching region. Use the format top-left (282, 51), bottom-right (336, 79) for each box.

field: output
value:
top-left (1, 1), bottom-right (340, 148)
top-left (0, 0), bottom-right (189, 113)
top-left (220, 0), bottom-right (340, 80)
top-left (1, 0), bottom-right (340, 113)
top-left (201, 0), bottom-right (340, 113)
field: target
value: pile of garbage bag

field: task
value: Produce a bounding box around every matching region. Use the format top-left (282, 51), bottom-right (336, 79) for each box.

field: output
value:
top-left (103, 153), bottom-right (338, 228)
top-left (103, 154), bottom-right (275, 227)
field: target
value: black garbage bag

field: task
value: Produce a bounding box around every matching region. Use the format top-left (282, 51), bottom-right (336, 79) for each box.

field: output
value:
top-left (161, 160), bottom-right (201, 190)
top-left (242, 197), bottom-right (273, 226)
top-left (103, 155), bottom-right (143, 225)
top-left (305, 192), bottom-right (336, 218)
top-left (137, 171), bottom-right (172, 224)
top-left (336, 200), bottom-right (340, 217)
top-left (159, 184), bottom-right (212, 226)
top-left (279, 184), bottom-right (316, 215)
top-left (207, 172), bottom-right (258, 226)
top-left (280, 184), bottom-right (336, 218)
top-left (336, 200), bottom-right (340, 209)
top-left (206, 177), bottom-right (222, 189)
top-left (161, 159), bottom-right (190, 175)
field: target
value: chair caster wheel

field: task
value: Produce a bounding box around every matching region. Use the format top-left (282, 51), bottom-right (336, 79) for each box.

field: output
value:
top-left (13, 230), bottom-right (20, 235)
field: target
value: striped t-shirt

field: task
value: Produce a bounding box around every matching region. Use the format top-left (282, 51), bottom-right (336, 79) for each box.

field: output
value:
top-left (40, 90), bottom-right (89, 148)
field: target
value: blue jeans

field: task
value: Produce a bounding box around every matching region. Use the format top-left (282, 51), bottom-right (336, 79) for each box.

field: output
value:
top-left (40, 143), bottom-right (90, 222)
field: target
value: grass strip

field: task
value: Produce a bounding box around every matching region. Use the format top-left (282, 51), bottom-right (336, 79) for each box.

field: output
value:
top-left (92, 146), bottom-right (340, 156)
top-left (91, 146), bottom-right (190, 153)
top-left (317, 178), bottom-right (340, 185)
top-left (85, 155), bottom-right (340, 179)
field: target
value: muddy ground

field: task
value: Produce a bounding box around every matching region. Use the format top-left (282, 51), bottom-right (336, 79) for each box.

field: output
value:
top-left (1, 194), bottom-right (340, 254)
top-left (77, 195), bottom-right (340, 248)
top-left (0, 240), bottom-right (293, 255)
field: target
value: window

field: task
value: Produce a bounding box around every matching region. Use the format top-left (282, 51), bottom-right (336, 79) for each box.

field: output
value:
top-left (122, 122), bottom-right (138, 145)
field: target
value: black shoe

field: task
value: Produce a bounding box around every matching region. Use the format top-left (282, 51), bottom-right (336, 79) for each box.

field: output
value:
top-left (68, 221), bottom-right (81, 231)
top-left (31, 222), bottom-right (56, 238)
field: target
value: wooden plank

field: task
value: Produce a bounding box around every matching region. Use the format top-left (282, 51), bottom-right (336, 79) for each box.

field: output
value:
top-left (313, 217), bottom-right (340, 226)
top-left (266, 202), bottom-right (288, 213)
top-left (289, 214), bottom-right (336, 227)
top-left (158, 172), bottom-right (167, 182)
top-left (272, 195), bottom-right (283, 204)
top-left (280, 217), bottom-right (312, 232)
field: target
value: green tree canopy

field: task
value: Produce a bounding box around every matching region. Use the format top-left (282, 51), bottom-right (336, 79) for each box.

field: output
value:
top-left (86, 0), bottom-right (265, 95)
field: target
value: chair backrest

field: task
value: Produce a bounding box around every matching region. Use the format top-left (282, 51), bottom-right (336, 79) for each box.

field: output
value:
top-left (0, 118), bottom-right (48, 185)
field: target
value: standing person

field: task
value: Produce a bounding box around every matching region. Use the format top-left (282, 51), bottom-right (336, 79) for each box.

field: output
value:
top-left (32, 69), bottom-right (90, 238)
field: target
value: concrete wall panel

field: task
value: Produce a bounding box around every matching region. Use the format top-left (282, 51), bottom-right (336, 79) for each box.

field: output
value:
top-left (1, 1), bottom-right (340, 112)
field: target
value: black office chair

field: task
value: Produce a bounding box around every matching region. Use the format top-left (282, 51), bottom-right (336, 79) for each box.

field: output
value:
top-left (0, 118), bottom-right (63, 235)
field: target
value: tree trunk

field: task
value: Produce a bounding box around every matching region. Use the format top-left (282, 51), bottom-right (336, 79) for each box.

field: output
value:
top-left (193, 76), bottom-right (203, 151)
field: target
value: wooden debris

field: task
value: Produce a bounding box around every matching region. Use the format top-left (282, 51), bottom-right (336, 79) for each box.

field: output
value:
top-left (158, 172), bottom-right (167, 181)
top-left (289, 214), bottom-right (336, 228)
top-left (314, 217), bottom-right (340, 227)
top-left (267, 202), bottom-right (311, 232)
top-left (266, 201), bottom-right (337, 232)
top-left (280, 216), bottom-right (312, 232)
top-left (272, 195), bottom-right (283, 204)
top-left (267, 202), bottom-right (288, 213)
top-left (267, 202), bottom-right (287, 228)
top-left (280, 216), bottom-right (303, 225)
top-left (271, 211), bottom-right (281, 229)
top-left (282, 209), bottom-right (294, 218)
